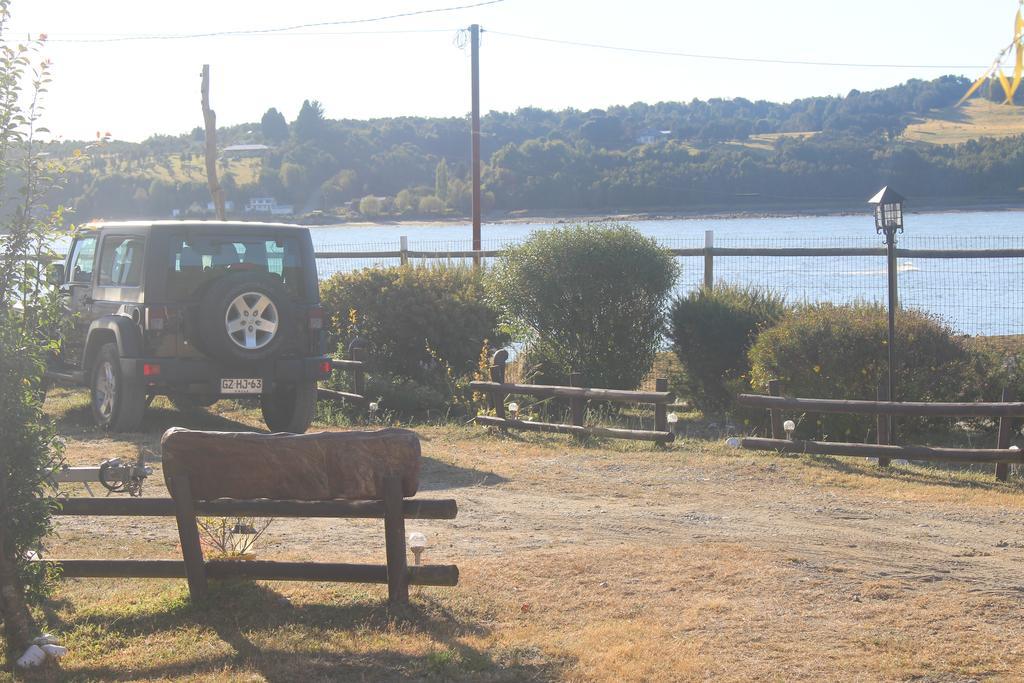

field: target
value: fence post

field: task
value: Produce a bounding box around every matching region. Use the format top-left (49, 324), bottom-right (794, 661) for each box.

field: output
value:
top-left (382, 475), bottom-right (409, 605)
top-left (654, 377), bottom-right (669, 448)
top-left (876, 382), bottom-right (891, 468)
top-left (490, 349), bottom-right (508, 430)
top-left (996, 387), bottom-right (1013, 482)
top-left (569, 372), bottom-right (586, 440)
top-left (348, 337), bottom-right (368, 399)
top-left (399, 236), bottom-right (409, 266)
top-left (703, 230), bottom-right (714, 290)
top-left (767, 379), bottom-right (783, 439)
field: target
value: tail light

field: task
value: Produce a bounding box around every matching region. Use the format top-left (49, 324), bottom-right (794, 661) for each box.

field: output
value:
top-left (145, 306), bottom-right (169, 331)
top-left (307, 305), bottom-right (325, 331)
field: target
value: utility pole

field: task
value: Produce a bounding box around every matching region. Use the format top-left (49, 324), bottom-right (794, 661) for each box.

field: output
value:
top-left (470, 24), bottom-right (482, 266)
top-left (200, 65), bottom-right (226, 221)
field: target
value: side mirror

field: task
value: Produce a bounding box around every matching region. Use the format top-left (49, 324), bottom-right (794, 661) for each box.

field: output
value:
top-left (47, 263), bottom-right (65, 285)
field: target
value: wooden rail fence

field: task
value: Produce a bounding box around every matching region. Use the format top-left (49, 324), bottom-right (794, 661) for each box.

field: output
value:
top-left (737, 381), bottom-right (1022, 481)
top-left (38, 429), bottom-right (460, 605)
top-left (312, 230), bottom-right (1024, 293)
top-left (317, 338), bottom-right (369, 405)
top-left (470, 350), bottom-right (675, 444)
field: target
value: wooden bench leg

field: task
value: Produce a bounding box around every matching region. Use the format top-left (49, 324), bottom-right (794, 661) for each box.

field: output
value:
top-left (383, 476), bottom-right (409, 605)
top-left (169, 475), bottom-right (208, 601)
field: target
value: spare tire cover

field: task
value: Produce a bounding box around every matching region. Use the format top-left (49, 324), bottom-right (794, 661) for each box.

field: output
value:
top-left (198, 272), bottom-right (296, 363)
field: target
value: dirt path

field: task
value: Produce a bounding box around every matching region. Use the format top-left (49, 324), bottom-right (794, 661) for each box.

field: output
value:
top-left (51, 421), bottom-right (1024, 597)
top-left (43, 396), bottom-right (1024, 680)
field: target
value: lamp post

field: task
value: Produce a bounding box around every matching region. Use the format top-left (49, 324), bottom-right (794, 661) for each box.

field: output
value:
top-left (867, 186), bottom-right (905, 440)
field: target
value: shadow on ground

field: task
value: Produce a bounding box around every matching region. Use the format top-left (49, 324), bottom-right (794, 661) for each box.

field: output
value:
top-left (33, 582), bottom-right (563, 682)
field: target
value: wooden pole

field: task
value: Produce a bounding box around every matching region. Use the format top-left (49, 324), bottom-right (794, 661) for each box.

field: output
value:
top-left (876, 382), bottom-right (891, 468)
top-left (996, 387), bottom-right (1013, 482)
top-left (490, 349), bottom-right (508, 431)
top-left (741, 437), bottom-right (1024, 464)
top-left (382, 476), bottom-right (409, 604)
top-left (168, 475), bottom-right (207, 601)
top-left (469, 380), bottom-right (673, 404)
top-left (469, 24), bottom-right (482, 267)
top-left (38, 559), bottom-right (459, 586)
top-left (704, 229), bottom-right (714, 290)
top-left (737, 394), bottom-right (1024, 417)
top-left (767, 380), bottom-right (784, 439)
top-left (55, 496), bottom-right (459, 520)
top-left (200, 65), bottom-right (225, 221)
top-left (654, 378), bottom-right (669, 448)
top-left (569, 372), bottom-right (586, 441)
top-left (474, 415), bottom-right (674, 443)
top-left (399, 236), bottom-right (409, 266)
top-left (348, 338), bottom-right (368, 398)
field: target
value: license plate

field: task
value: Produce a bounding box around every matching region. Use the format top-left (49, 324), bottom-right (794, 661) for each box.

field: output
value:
top-left (220, 378), bottom-right (263, 394)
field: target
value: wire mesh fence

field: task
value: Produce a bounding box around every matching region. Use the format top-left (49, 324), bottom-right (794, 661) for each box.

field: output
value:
top-left (314, 232), bottom-right (1024, 337)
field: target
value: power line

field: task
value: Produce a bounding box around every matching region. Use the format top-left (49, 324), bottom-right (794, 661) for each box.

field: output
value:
top-left (25, 0), bottom-right (506, 44)
top-left (485, 30), bottom-right (989, 71)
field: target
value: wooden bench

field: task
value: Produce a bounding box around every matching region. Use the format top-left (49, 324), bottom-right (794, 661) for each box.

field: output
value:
top-left (39, 428), bottom-right (459, 604)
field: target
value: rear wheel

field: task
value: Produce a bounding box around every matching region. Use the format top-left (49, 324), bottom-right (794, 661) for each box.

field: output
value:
top-left (90, 343), bottom-right (145, 432)
top-left (260, 381), bottom-right (317, 433)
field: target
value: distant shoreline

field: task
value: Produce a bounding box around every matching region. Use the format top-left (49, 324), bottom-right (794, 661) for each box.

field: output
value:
top-left (306, 198), bottom-right (1024, 229)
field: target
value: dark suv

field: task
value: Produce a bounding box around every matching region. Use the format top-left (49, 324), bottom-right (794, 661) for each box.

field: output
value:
top-left (46, 221), bottom-right (331, 433)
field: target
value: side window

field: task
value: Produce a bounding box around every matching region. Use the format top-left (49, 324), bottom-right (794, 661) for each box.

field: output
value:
top-left (68, 236), bottom-right (97, 283)
top-left (98, 236), bottom-right (145, 287)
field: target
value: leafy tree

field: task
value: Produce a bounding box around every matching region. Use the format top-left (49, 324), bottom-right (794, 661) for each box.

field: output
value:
top-left (418, 195), bottom-right (445, 214)
top-left (0, 12), bottom-right (66, 663)
top-left (394, 188), bottom-right (417, 214)
top-left (293, 99), bottom-right (326, 143)
top-left (434, 158), bottom-right (448, 201)
top-left (358, 194), bottom-right (382, 217)
top-left (260, 107), bottom-right (288, 143)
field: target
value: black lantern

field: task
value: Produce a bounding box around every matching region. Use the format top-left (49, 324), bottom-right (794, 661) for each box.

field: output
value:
top-left (868, 186), bottom-right (905, 238)
top-left (867, 186), bottom-right (906, 458)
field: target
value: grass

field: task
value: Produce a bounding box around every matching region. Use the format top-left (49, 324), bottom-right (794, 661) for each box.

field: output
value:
top-left (11, 387), bottom-right (1024, 680)
top-left (733, 130), bottom-right (819, 151)
top-left (903, 99), bottom-right (1024, 145)
top-left (65, 153), bottom-right (262, 187)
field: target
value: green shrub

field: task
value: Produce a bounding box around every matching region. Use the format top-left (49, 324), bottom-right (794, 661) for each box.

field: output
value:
top-left (487, 224), bottom-right (678, 389)
top-left (668, 283), bottom-right (787, 414)
top-left (748, 303), bottom-right (984, 441)
top-left (319, 265), bottom-right (506, 417)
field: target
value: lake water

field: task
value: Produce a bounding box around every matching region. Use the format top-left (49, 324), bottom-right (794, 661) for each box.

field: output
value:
top-left (310, 210), bottom-right (1024, 337)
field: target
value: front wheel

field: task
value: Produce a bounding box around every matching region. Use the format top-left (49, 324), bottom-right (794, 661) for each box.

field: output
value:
top-left (90, 343), bottom-right (145, 432)
top-left (260, 381), bottom-right (317, 433)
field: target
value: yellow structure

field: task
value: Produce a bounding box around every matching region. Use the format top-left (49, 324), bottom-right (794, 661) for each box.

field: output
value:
top-left (959, 1), bottom-right (1024, 105)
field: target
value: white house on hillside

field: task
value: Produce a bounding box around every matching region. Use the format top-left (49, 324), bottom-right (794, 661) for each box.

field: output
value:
top-left (245, 197), bottom-right (293, 216)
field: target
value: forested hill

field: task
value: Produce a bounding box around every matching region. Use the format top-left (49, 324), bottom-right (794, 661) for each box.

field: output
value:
top-left (44, 75), bottom-right (1024, 222)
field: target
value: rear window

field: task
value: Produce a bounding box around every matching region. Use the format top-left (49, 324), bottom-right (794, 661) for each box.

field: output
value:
top-left (167, 237), bottom-right (304, 299)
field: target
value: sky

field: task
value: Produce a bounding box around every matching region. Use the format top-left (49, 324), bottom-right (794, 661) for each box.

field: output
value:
top-left (7, 0), bottom-right (1019, 142)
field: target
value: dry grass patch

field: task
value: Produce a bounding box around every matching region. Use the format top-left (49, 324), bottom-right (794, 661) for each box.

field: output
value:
top-left (21, 387), bottom-right (1024, 680)
top-left (904, 99), bottom-right (1024, 145)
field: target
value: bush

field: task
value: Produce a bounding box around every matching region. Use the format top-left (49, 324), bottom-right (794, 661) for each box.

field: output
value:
top-left (668, 284), bottom-right (787, 414)
top-left (320, 265), bottom-right (506, 417)
top-left (0, 23), bottom-right (67, 658)
top-left (487, 224), bottom-right (678, 389)
top-left (748, 303), bottom-right (984, 441)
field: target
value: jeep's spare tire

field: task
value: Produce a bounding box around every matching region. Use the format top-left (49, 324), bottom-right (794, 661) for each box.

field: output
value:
top-left (198, 272), bottom-right (295, 362)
